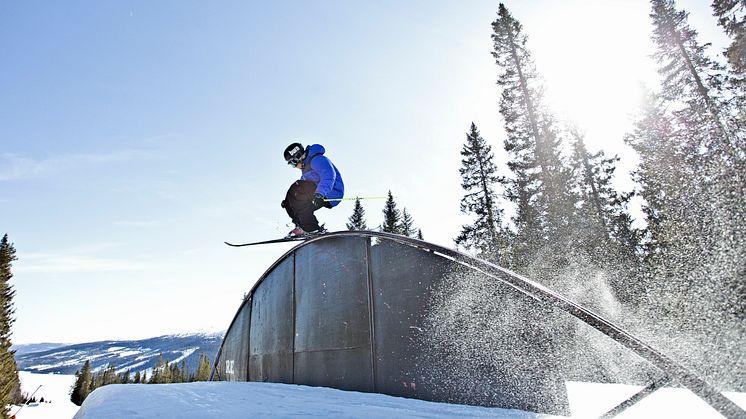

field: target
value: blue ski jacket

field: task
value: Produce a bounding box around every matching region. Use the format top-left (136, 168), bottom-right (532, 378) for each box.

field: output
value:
top-left (300, 144), bottom-right (345, 207)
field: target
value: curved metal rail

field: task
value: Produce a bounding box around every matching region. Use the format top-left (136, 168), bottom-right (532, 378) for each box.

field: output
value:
top-left (215, 230), bottom-right (745, 418)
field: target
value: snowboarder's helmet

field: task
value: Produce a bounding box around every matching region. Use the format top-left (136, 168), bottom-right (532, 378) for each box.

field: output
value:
top-left (284, 142), bottom-right (305, 166)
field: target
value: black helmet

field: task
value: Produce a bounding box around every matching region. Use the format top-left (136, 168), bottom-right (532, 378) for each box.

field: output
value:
top-left (284, 142), bottom-right (305, 166)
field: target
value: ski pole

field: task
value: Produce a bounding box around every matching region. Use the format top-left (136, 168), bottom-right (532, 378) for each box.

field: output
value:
top-left (323, 196), bottom-right (389, 202)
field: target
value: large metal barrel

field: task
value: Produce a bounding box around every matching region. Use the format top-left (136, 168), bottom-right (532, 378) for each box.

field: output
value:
top-left (212, 233), bottom-right (570, 415)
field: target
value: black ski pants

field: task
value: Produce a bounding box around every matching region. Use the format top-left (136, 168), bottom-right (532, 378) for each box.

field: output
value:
top-left (282, 180), bottom-right (329, 231)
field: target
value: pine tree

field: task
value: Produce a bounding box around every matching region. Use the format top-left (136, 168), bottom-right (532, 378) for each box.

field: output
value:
top-left (0, 234), bottom-right (20, 414)
top-left (712, 0), bottom-right (746, 147)
top-left (570, 130), bottom-right (639, 252)
top-left (346, 198), bottom-right (368, 231)
top-left (651, 0), bottom-right (741, 163)
top-left (179, 360), bottom-right (187, 383)
top-left (194, 353), bottom-right (211, 382)
top-left (651, 3), bottom-right (745, 230)
top-left (712, 0), bottom-right (746, 73)
top-left (626, 0), bottom-right (746, 332)
top-left (70, 360), bottom-right (93, 406)
top-left (492, 3), bottom-right (543, 267)
top-left (102, 364), bottom-right (118, 386)
top-left (160, 354), bottom-right (172, 384)
top-left (118, 369), bottom-right (131, 384)
top-left (150, 354), bottom-right (163, 384)
top-left (380, 191), bottom-right (402, 234)
top-left (149, 353), bottom-right (173, 384)
top-left (491, 4), bottom-right (574, 276)
top-left (455, 122), bottom-right (506, 260)
top-left (568, 130), bottom-right (641, 301)
top-left (399, 208), bottom-right (416, 237)
top-left (170, 362), bottom-right (183, 383)
top-left (88, 369), bottom-right (96, 394)
top-left (626, 90), bottom-right (683, 262)
top-left (626, 87), bottom-right (714, 318)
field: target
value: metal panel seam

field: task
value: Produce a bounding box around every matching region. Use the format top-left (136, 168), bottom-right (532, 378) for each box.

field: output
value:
top-left (245, 298), bottom-right (251, 381)
top-left (365, 236), bottom-right (377, 392)
top-left (291, 251), bottom-right (296, 384)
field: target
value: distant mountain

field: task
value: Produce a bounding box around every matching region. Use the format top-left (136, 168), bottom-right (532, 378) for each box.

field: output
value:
top-left (15, 332), bottom-right (224, 375)
top-left (12, 343), bottom-right (71, 357)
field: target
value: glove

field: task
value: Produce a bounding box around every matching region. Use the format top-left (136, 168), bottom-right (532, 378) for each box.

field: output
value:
top-left (281, 200), bottom-right (287, 209)
top-left (312, 193), bottom-right (326, 209)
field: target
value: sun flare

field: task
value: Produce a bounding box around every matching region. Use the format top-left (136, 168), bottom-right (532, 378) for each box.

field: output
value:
top-left (526, 1), bottom-right (657, 152)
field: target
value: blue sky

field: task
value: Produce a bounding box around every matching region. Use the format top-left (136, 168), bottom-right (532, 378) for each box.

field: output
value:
top-left (1, 0), bottom-right (724, 343)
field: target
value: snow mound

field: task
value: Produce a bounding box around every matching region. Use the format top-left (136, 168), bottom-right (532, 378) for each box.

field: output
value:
top-left (74, 381), bottom-right (552, 419)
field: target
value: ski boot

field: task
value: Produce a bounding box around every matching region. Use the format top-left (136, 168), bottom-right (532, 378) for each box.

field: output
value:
top-left (286, 226), bottom-right (305, 239)
top-left (303, 225), bottom-right (327, 238)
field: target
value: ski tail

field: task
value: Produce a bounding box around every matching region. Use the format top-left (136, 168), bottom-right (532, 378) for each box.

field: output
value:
top-left (224, 237), bottom-right (306, 247)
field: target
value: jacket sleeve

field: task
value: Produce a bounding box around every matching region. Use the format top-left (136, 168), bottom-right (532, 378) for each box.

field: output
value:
top-left (310, 156), bottom-right (336, 197)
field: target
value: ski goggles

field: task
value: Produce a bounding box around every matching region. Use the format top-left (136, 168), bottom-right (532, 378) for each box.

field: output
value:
top-left (287, 157), bottom-right (302, 167)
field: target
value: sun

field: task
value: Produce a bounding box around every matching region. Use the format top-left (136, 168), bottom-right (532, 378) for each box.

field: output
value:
top-left (525, 1), bottom-right (657, 152)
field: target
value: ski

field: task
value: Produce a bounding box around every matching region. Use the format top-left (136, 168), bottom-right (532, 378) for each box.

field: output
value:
top-left (224, 237), bottom-right (308, 247)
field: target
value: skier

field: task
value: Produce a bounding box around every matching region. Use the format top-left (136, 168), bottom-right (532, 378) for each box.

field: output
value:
top-left (282, 142), bottom-right (344, 238)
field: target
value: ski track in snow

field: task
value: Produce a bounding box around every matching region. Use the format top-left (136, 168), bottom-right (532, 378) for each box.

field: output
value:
top-left (170, 348), bottom-right (198, 365)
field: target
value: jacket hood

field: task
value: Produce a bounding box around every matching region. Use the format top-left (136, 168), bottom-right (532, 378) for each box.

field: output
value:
top-left (305, 144), bottom-right (326, 161)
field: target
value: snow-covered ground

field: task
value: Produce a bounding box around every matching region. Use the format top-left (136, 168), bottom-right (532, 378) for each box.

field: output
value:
top-left (13, 372), bottom-right (746, 418)
top-left (74, 381), bottom-right (549, 419)
top-left (12, 372), bottom-right (80, 419)
top-left (74, 381), bottom-right (746, 419)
